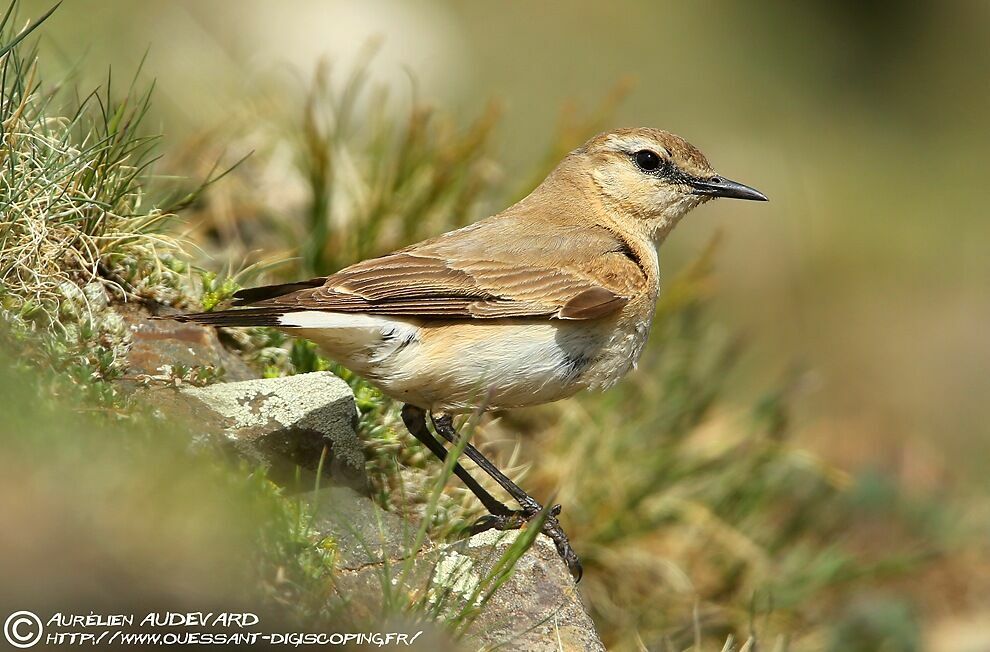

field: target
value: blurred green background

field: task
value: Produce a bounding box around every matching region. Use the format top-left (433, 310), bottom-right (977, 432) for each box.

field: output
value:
top-left (28, 0), bottom-right (990, 486)
top-left (12, 0), bottom-right (990, 648)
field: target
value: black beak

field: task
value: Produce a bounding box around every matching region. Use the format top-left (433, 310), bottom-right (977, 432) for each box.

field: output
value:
top-left (690, 176), bottom-right (768, 201)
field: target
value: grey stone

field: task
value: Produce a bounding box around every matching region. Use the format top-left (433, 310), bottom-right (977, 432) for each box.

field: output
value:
top-left (450, 531), bottom-right (604, 652)
top-left (132, 366), bottom-right (602, 649)
top-left (305, 486), bottom-right (418, 571)
top-left (331, 530), bottom-right (604, 652)
top-left (141, 372), bottom-right (366, 493)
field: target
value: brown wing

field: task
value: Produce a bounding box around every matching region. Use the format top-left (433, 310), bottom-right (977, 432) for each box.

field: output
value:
top-left (244, 251), bottom-right (632, 320)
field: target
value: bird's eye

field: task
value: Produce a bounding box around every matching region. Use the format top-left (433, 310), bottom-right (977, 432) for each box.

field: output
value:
top-left (634, 150), bottom-right (661, 172)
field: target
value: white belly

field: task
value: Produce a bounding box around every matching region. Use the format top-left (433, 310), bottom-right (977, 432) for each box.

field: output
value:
top-left (281, 310), bottom-right (648, 413)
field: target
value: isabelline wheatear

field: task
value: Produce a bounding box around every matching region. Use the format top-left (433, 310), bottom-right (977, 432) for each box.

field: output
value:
top-left (170, 127), bottom-right (767, 580)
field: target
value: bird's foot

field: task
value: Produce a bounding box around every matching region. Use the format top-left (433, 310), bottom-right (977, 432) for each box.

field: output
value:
top-left (470, 503), bottom-right (583, 582)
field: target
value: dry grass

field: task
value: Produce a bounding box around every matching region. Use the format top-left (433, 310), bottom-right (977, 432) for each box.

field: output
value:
top-left (0, 47), bottom-right (184, 320)
top-left (0, 6), bottom-right (240, 398)
top-left (172, 48), bottom-right (502, 281)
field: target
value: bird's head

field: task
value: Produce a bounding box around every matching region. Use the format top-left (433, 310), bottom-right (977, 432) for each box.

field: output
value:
top-left (573, 127), bottom-right (767, 242)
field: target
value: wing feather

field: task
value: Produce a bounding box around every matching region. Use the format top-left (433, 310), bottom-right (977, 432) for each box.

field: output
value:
top-left (239, 252), bottom-right (634, 320)
top-left (230, 219), bottom-right (649, 321)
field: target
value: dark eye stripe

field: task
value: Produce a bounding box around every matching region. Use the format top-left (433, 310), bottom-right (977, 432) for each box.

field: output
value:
top-left (630, 148), bottom-right (705, 187)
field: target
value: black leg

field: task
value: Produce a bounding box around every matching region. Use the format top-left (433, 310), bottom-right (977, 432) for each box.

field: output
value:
top-left (431, 413), bottom-right (583, 582)
top-left (430, 414), bottom-right (538, 509)
top-left (399, 404), bottom-right (513, 517)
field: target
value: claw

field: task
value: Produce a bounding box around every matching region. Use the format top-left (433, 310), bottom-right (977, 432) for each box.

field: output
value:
top-left (473, 503), bottom-right (583, 582)
top-left (469, 514), bottom-right (502, 535)
top-left (538, 508), bottom-right (583, 582)
top-left (470, 511), bottom-right (527, 534)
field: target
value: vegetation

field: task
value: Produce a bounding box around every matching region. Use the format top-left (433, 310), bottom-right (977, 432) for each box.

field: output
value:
top-left (0, 5), bottom-right (546, 644)
top-left (0, 2), bottom-right (231, 402)
top-left (1, 3), bottom-right (977, 650)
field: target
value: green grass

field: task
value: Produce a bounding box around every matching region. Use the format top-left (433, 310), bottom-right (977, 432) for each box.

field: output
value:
top-left (0, 1), bottom-right (247, 401)
top-left (0, 5), bottom-right (188, 400)
top-left (0, 23), bottom-right (182, 312)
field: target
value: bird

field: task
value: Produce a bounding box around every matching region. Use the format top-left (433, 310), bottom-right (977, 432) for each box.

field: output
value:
top-left (167, 127), bottom-right (767, 581)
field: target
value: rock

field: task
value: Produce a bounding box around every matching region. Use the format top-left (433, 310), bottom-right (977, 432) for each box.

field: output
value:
top-left (124, 334), bottom-right (601, 649)
top-left (449, 530), bottom-right (604, 651)
top-left (120, 305), bottom-right (255, 382)
top-left (143, 372), bottom-right (366, 493)
top-left (332, 530), bottom-right (605, 651)
top-left (305, 486), bottom-right (414, 571)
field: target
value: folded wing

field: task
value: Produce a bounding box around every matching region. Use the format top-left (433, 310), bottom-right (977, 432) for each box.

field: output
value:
top-left (235, 251), bottom-right (632, 321)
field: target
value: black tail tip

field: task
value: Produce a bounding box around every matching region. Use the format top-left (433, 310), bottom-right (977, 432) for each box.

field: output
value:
top-left (149, 313), bottom-right (189, 322)
top-left (149, 308), bottom-right (286, 328)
